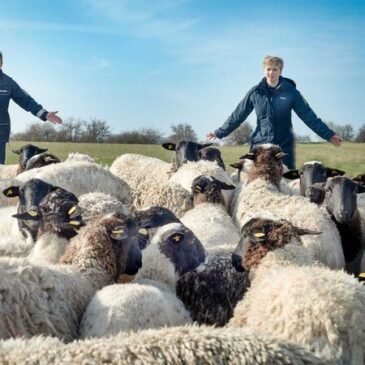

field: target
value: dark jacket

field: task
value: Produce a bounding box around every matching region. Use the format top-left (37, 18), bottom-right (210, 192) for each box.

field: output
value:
top-left (0, 69), bottom-right (48, 142)
top-left (215, 76), bottom-right (335, 168)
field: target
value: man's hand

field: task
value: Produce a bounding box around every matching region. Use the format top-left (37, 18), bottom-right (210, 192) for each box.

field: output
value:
top-left (46, 111), bottom-right (63, 125)
top-left (206, 132), bottom-right (217, 140)
top-left (330, 135), bottom-right (342, 147)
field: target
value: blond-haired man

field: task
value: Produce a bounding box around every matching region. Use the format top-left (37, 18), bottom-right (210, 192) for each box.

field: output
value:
top-left (207, 55), bottom-right (342, 169)
top-left (0, 51), bottom-right (62, 164)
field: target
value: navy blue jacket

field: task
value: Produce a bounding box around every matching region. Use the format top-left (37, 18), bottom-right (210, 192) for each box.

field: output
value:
top-left (215, 76), bottom-right (335, 168)
top-left (0, 69), bottom-right (48, 142)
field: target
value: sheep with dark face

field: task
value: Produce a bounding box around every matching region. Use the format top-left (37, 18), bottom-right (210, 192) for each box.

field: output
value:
top-left (0, 212), bottom-right (142, 342)
top-left (229, 215), bottom-right (365, 364)
top-left (80, 222), bottom-right (206, 338)
top-left (232, 144), bottom-right (344, 269)
top-left (283, 161), bottom-right (345, 196)
top-left (12, 144), bottom-right (49, 174)
top-left (12, 187), bottom-right (83, 264)
top-left (198, 146), bottom-right (225, 170)
top-left (306, 176), bottom-right (365, 275)
top-left (162, 140), bottom-right (213, 171)
top-left (177, 175), bottom-right (248, 326)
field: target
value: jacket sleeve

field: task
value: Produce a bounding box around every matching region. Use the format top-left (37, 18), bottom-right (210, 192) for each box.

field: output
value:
top-left (293, 90), bottom-right (335, 141)
top-left (10, 78), bottom-right (48, 121)
top-left (214, 88), bottom-right (254, 139)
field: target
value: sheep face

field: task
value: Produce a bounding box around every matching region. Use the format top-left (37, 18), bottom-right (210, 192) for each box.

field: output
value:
top-left (283, 161), bottom-right (345, 196)
top-left (232, 217), bottom-right (320, 272)
top-left (12, 144), bottom-right (48, 172)
top-left (324, 177), bottom-right (365, 224)
top-left (191, 175), bottom-right (235, 205)
top-left (3, 178), bottom-right (58, 240)
top-left (305, 182), bottom-right (326, 204)
top-left (162, 141), bottom-right (213, 171)
top-left (243, 144), bottom-right (286, 187)
top-left (198, 147), bottom-right (225, 170)
top-left (102, 213), bottom-right (142, 277)
top-left (154, 223), bottom-right (206, 275)
top-left (13, 187), bottom-right (83, 240)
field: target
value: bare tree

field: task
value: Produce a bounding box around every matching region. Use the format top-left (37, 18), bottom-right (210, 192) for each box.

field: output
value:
top-left (295, 134), bottom-right (311, 143)
top-left (58, 118), bottom-right (85, 142)
top-left (107, 128), bottom-right (164, 144)
top-left (326, 121), bottom-right (354, 141)
top-left (81, 118), bottom-right (110, 143)
top-left (355, 124), bottom-right (365, 143)
top-left (166, 123), bottom-right (197, 143)
top-left (225, 123), bottom-right (253, 145)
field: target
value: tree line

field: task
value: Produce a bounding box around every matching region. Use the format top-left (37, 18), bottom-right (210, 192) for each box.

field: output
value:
top-left (10, 118), bottom-right (365, 144)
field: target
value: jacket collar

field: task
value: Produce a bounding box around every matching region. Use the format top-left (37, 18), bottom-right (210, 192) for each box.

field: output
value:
top-left (257, 76), bottom-right (296, 93)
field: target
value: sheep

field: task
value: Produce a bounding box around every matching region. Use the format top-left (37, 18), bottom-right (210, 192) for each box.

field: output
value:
top-left (198, 146), bottom-right (225, 170)
top-left (177, 175), bottom-right (248, 326)
top-left (64, 152), bottom-right (95, 164)
top-left (168, 159), bottom-right (235, 210)
top-left (0, 164), bottom-right (18, 180)
top-left (232, 144), bottom-right (344, 269)
top-left (13, 187), bottom-right (83, 265)
top-left (229, 157), bottom-right (253, 184)
top-left (229, 214), bottom-right (365, 364)
top-left (283, 161), bottom-right (345, 196)
top-left (0, 326), bottom-right (325, 365)
top-left (80, 221), bottom-right (205, 338)
top-left (14, 160), bottom-right (132, 205)
top-left (12, 144), bottom-right (49, 175)
top-left (162, 140), bottom-right (213, 171)
top-left (24, 151), bottom-right (61, 171)
top-left (306, 177), bottom-right (365, 275)
top-left (0, 212), bottom-right (142, 342)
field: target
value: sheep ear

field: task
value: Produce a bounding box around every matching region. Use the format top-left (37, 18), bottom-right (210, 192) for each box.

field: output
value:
top-left (230, 161), bottom-right (244, 170)
top-left (240, 152), bottom-right (256, 161)
top-left (283, 170), bottom-right (300, 179)
top-left (109, 226), bottom-right (128, 240)
top-left (275, 152), bottom-right (287, 159)
top-left (357, 184), bottom-right (365, 194)
top-left (198, 143), bottom-right (213, 150)
top-left (294, 227), bottom-right (322, 236)
top-left (12, 210), bottom-right (40, 221)
top-left (162, 143), bottom-right (176, 151)
top-left (326, 168), bottom-right (345, 177)
top-left (39, 148), bottom-right (48, 153)
top-left (216, 181), bottom-right (236, 190)
top-left (3, 186), bottom-right (20, 197)
top-left (169, 232), bottom-right (184, 244)
top-left (353, 174), bottom-right (365, 186)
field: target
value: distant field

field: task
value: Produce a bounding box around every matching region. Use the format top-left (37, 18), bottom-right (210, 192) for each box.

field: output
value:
top-left (6, 141), bottom-right (365, 177)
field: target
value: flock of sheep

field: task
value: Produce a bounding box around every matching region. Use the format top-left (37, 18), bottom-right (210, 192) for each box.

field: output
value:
top-left (0, 141), bottom-right (364, 364)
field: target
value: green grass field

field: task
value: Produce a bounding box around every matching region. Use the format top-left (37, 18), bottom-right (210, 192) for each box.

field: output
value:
top-left (5, 141), bottom-right (365, 177)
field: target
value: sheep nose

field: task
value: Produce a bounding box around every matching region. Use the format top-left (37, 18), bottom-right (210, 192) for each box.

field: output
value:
top-left (232, 253), bottom-right (244, 272)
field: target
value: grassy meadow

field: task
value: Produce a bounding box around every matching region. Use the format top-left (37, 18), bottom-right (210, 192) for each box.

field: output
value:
top-left (5, 141), bottom-right (365, 177)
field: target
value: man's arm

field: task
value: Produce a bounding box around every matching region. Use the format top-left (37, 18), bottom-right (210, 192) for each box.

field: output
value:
top-left (208, 88), bottom-right (254, 140)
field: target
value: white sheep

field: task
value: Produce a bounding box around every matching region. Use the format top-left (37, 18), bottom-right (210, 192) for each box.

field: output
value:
top-left (0, 326), bottom-right (324, 365)
top-left (14, 160), bottom-right (132, 205)
top-left (233, 144), bottom-right (344, 269)
top-left (229, 214), bottom-right (365, 364)
top-left (79, 222), bottom-right (206, 337)
top-left (0, 212), bottom-right (142, 342)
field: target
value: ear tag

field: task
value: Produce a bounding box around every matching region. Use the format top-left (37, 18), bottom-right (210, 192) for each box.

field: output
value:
top-left (172, 234), bottom-right (182, 242)
top-left (194, 185), bottom-right (202, 193)
top-left (332, 170), bottom-right (337, 175)
top-left (69, 220), bottom-right (81, 226)
top-left (68, 206), bottom-right (77, 216)
top-left (358, 272), bottom-right (365, 279)
top-left (28, 210), bottom-right (38, 217)
top-left (6, 189), bottom-right (13, 196)
top-left (275, 152), bottom-right (285, 158)
top-left (138, 228), bottom-right (148, 236)
top-left (112, 228), bottom-right (125, 235)
top-left (254, 232), bottom-right (265, 238)
top-left (168, 144), bottom-right (174, 150)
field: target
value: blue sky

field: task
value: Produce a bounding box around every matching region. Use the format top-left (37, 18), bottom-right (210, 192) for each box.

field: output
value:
top-left (0, 0), bottom-right (364, 141)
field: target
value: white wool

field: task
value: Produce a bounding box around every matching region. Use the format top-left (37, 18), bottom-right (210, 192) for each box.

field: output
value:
top-left (65, 152), bottom-right (95, 164)
top-left (230, 242), bottom-right (365, 364)
top-left (181, 203), bottom-right (239, 254)
top-left (80, 223), bottom-right (191, 338)
top-left (15, 160), bottom-right (132, 205)
top-left (0, 164), bottom-right (18, 179)
top-left (234, 178), bottom-right (344, 269)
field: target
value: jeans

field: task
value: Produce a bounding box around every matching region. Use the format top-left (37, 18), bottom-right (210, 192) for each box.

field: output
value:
top-left (0, 142), bottom-right (6, 164)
